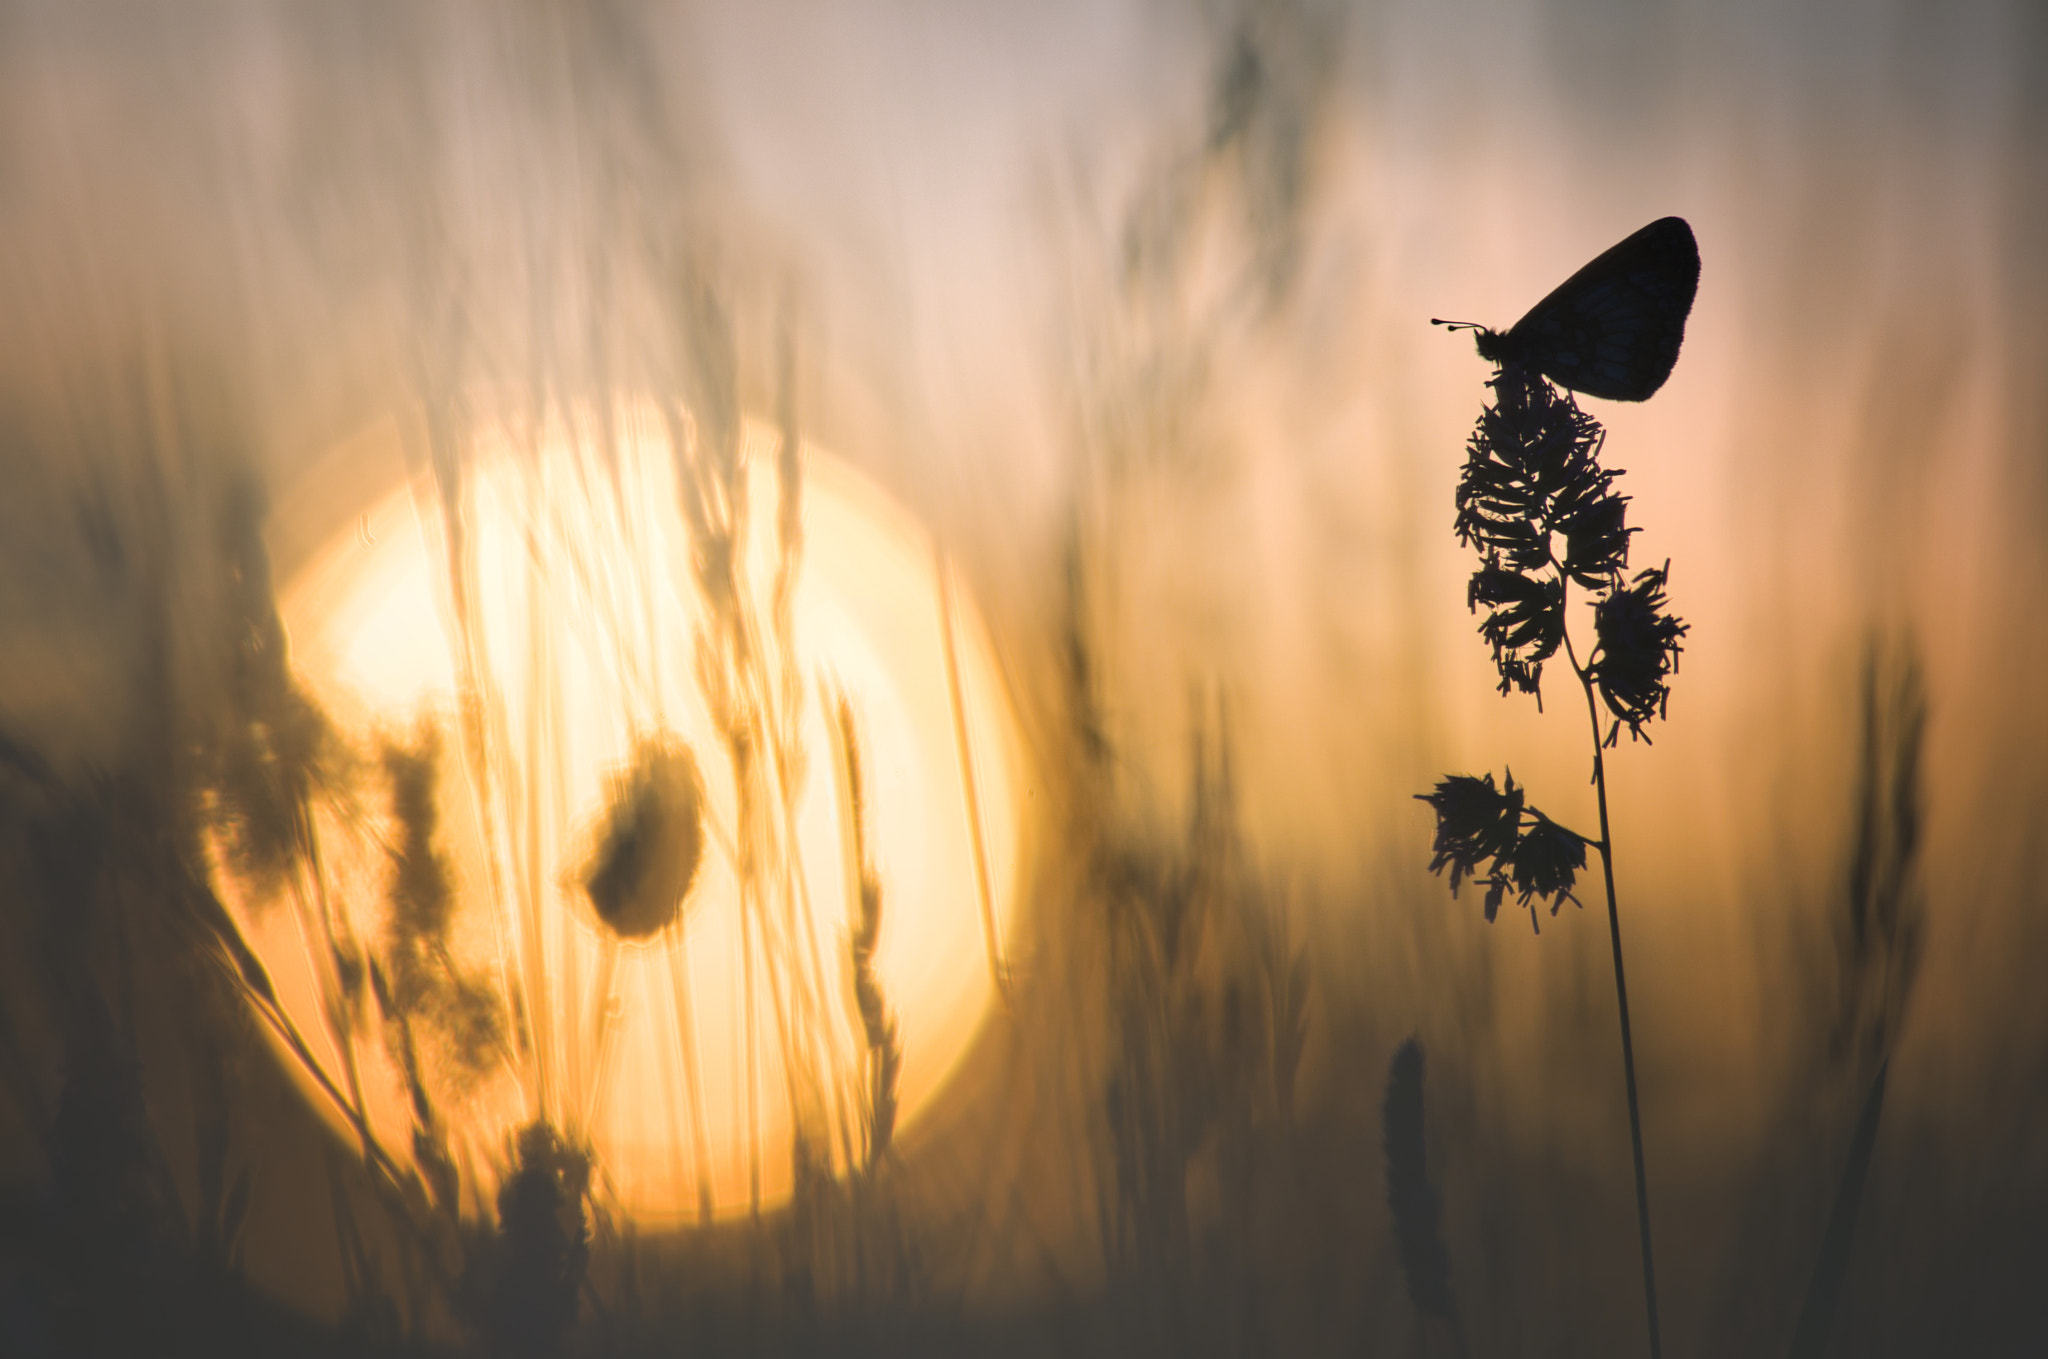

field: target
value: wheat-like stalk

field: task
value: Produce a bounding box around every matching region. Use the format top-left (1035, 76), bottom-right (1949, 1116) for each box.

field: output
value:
top-left (1382, 1037), bottom-right (1467, 1357)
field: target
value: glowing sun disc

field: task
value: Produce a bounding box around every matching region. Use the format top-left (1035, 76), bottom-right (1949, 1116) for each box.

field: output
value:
top-left (213, 400), bottom-right (1021, 1226)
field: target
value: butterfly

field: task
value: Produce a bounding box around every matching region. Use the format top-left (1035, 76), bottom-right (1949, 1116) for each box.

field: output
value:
top-left (1433, 216), bottom-right (1699, 402)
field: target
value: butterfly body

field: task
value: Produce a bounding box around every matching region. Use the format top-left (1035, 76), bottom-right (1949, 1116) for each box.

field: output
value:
top-left (1456, 216), bottom-right (1700, 402)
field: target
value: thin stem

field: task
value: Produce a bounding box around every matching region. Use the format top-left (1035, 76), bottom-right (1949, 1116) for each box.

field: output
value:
top-left (936, 546), bottom-right (1010, 1006)
top-left (1564, 625), bottom-right (1663, 1359)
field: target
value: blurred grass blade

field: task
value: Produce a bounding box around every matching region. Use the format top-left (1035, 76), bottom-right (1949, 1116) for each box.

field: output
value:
top-left (1382, 1038), bottom-right (1454, 1322)
top-left (1788, 1059), bottom-right (1889, 1359)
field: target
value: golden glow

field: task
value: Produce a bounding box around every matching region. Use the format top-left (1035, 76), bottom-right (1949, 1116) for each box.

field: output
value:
top-left (212, 402), bottom-right (1022, 1225)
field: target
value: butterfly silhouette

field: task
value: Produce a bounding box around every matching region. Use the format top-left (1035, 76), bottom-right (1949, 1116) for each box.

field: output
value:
top-left (1435, 217), bottom-right (1699, 402)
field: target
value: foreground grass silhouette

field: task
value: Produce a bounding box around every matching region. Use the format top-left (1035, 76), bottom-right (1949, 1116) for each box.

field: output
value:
top-left (1417, 365), bottom-right (1689, 1358)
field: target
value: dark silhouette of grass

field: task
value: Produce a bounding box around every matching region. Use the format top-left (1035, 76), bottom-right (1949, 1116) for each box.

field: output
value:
top-left (1055, 634), bottom-right (1317, 1355)
top-left (378, 725), bottom-right (506, 1096)
top-left (1834, 641), bottom-right (1925, 1072)
top-left (1781, 639), bottom-right (1921, 1357)
top-left (1418, 362), bottom-right (1692, 1357)
top-left (1381, 1037), bottom-right (1467, 1357)
top-left (200, 470), bottom-right (337, 904)
top-left (830, 692), bottom-right (903, 1176)
top-left (1700, 633), bottom-right (1925, 1357)
top-left (472, 1122), bottom-right (590, 1359)
top-left (0, 633), bottom-right (2033, 1358)
top-left (579, 738), bottom-right (708, 943)
top-left (1788, 1059), bottom-right (1889, 1359)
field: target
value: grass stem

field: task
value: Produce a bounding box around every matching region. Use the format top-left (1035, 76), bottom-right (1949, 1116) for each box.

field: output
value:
top-left (1566, 625), bottom-right (1662, 1359)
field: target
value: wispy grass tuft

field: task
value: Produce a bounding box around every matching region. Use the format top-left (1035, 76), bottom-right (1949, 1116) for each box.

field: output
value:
top-left (831, 690), bottom-right (903, 1174)
top-left (1834, 638), bottom-right (1926, 1070)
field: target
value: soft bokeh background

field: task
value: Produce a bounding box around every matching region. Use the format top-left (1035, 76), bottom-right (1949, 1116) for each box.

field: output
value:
top-left (2, 1), bottom-right (2044, 1354)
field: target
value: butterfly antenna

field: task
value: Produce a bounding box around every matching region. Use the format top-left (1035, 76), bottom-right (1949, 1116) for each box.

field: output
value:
top-left (1431, 318), bottom-right (1484, 333)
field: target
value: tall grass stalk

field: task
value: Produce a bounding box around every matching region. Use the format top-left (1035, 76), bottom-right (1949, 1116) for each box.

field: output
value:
top-left (828, 689), bottom-right (903, 1174)
top-left (1787, 1059), bottom-right (1889, 1359)
top-left (1382, 1038), bottom-right (1467, 1358)
top-left (937, 550), bottom-right (1011, 1006)
top-left (1418, 367), bottom-right (1690, 1358)
top-left (665, 293), bottom-right (857, 1214)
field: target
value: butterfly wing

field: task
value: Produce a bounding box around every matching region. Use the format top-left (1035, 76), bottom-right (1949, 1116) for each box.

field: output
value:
top-left (1490, 216), bottom-right (1700, 402)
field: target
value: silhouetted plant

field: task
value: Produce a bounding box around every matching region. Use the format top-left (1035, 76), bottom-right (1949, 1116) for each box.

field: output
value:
top-left (1418, 361), bottom-right (1690, 1358)
top-left (201, 470), bottom-right (338, 901)
top-left (477, 1121), bottom-right (591, 1359)
top-left (1834, 639), bottom-right (1926, 1069)
top-left (1417, 770), bottom-right (1587, 927)
top-left (378, 724), bottom-right (505, 1094)
top-left (1770, 635), bottom-right (1922, 1358)
top-left (831, 692), bottom-right (902, 1175)
top-left (578, 736), bottom-right (708, 943)
top-left (1381, 1038), bottom-right (1466, 1357)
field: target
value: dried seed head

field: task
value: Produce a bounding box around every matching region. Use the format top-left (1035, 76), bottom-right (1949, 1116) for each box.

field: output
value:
top-left (581, 736), bottom-right (707, 941)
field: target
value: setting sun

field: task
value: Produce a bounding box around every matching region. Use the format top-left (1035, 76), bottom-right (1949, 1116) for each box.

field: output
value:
top-left (210, 400), bottom-right (1022, 1226)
